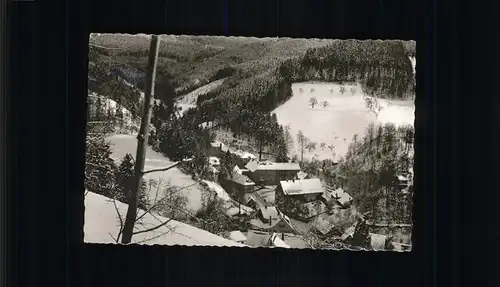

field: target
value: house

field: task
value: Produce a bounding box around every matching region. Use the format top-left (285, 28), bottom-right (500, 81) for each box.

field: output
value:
top-left (227, 231), bottom-right (248, 244)
top-left (245, 230), bottom-right (274, 247)
top-left (276, 178), bottom-right (325, 203)
top-left (244, 230), bottom-right (291, 248)
top-left (369, 233), bottom-right (388, 250)
top-left (209, 156), bottom-right (220, 168)
top-left (220, 170), bottom-right (256, 203)
top-left (311, 216), bottom-right (336, 237)
top-left (250, 208), bottom-right (299, 234)
top-left (394, 174), bottom-right (411, 190)
top-left (245, 160), bottom-right (301, 186)
top-left (208, 142), bottom-right (223, 157)
top-left (328, 187), bottom-right (353, 208)
top-left (296, 171), bottom-right (309, 180)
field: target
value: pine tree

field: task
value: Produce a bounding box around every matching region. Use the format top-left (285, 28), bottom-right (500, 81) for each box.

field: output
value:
top-left (95, 96), bottom-right (103, 120)
top-left (85, 136), bottom-right (117, 198)
top-left (115, 154), bottom-right (149, 210)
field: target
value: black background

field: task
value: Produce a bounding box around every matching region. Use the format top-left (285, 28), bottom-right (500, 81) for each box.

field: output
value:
top-left (4, 0), bottom-right (499, 286)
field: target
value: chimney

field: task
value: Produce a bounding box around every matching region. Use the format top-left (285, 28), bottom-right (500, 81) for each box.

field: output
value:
top-left (282, 233), bottom-right (285, 241)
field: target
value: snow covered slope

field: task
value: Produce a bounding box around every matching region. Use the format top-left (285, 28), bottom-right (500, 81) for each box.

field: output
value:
top-left (273, 82), bottom-right (415, 161)
top-left (176, 78), bottom-right (226, 114)
top-left (106, 134), bottom-right (204, 212)
top-left (84, 191), bottom-right (246, 247)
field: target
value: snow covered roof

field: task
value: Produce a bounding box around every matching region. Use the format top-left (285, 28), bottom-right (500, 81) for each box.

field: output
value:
top-left (245, 230), bottom-right (273, 247)
top-left (245, 160), bottom-right (301, 172)
top-left (330, 187), bottom-right (345, 198)
top-left (84, 191), bottom-right (246, 247)
top-left (397, 175), bottom-right (409, 182)
top-left (230, 172), bottom-right (255, 186)
top-left (279, 178), bottom-right (324, 196)
top-left (228, 231), bottom-right (247, 242)
top-left (209, 157), bottom-right (220, 166)
top-left (233, 165), bottom-right (243, 175)
top-left (297, 171), bottom-right (309, 180)
top-left (312, 216), bottom-right (335, 235)
top-left (270, 234), bottom-right (291, 248)
top-left (260, 206), bottom-right (280, 221)
top-left (369, 233), bottom-right (387, 250)
top-left (210, 141), bottom-right (225, 148)
top-left (337, 192), bottom-right (353, 206)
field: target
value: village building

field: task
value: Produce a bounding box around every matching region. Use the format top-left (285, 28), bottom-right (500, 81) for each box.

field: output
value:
top-left (208, 141), bottom-right (257, 168)
top-left (244, 230), bottom-right (291, 248)
top-left (369, 233), bottom-right (388, 250)
top-left (220, 171), bottom-right (256, 203)
top-left (249, 207), bottom-right (299, 234)
top-left (326, 186), bottom-right (353, 208)
top-left (276, 178), bottom-right (325, 203)
top-left (296, 171), bottom-right (309, 180)
top-left (208, 142), bottom-right (224, 157)
top-left (227, 230), bottom-right (248, 244)
top-left (244, 160), bottom-right (301, 186)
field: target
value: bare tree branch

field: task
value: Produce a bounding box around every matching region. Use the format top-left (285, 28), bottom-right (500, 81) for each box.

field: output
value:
top-left (142, 161), bottom-right (183, 174)
top-left (111, 198), bottom-right (124, 242)
top-left (132, 217), bottom-right (175, 236)
top-left (134, 181), bottom-right (199, 223)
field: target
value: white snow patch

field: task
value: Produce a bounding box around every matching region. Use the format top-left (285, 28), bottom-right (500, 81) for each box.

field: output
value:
top-left (409, 56), bottom-right (416, 75)
top-left (175, 79), bottom-right (226, 115)
top-left (273, 82), bottom-right (415, 161)
top-left (106, 134), bottom-right (204, 212)
top-left (84, 191), bottom-right (246, 247)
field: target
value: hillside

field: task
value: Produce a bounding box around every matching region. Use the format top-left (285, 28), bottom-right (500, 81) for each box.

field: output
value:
top-left (84, 191), bottom-right (246, 246)
top-left (106, 134), bottom-right (205, 213)
top-left (89, 34), bottom-right (334, 101)
top-left (273, 82), bottom-right (415, 161)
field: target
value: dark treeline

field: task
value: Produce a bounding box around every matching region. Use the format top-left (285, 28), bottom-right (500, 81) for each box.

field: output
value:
top-left (333, 122), bottom-right (414, 224)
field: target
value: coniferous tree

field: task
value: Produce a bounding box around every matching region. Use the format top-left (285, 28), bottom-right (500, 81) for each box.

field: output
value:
top-left (85, 136), bottom-right (117, 198)
top-left (114, 153), bottom-right (149, 209)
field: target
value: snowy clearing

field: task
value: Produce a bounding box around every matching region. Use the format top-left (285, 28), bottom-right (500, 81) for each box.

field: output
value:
top-left (106, 134), bottom-right (204, 212)
top-left (273, 82), bottom-right (415, 161)
top-left (84, 191), bottom-right (246, 247)
top-left (176, 78), bottom-right (226, 114)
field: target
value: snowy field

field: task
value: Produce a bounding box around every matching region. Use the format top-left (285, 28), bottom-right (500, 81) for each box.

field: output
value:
top-left (273, 82), bottom-right (415, 161)
top-left (106, 134), bottom-right (204, 212)
top-left (176, 78), bottom-right (226, 115)
top-left (84, 191), bottom-right (246, 246)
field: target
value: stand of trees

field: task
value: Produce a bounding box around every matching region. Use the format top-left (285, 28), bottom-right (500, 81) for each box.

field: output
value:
top-left (84, 135), bottom-right (149, 209)
top-left (334, 122), bottom-right (414, 223)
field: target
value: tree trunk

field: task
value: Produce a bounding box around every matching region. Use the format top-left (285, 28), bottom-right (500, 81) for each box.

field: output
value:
top-left (258, 135), bottom-right (263, 161)
top-left (121, 35), bottom-right (160, 244)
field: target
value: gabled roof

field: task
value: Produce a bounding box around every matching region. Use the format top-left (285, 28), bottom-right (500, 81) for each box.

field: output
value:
top-left (297, 171), bottom-right (309, 180)
top-left (228, 230), bottom-right (247, 242)
top-left (229, 172), bottom-right (255, 186)
top-left (245, 230), bottom-right (273, 247)
top-left (312, 216), bottom-right (335, 235)
top-left (330, 187), bottom-right (345, 198)
top-left (279, 178), bottom-right (324, 196)
top-left (337, 192), bottom-right (353, 206)
top-left (270, 234), bottom-right (291, 248)
top-left (369, 233), bottom-right (387, 250)
top-left (260, 206), bottom-right (280, 220)
top-left (245, 160), bottom-right (301, 172)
